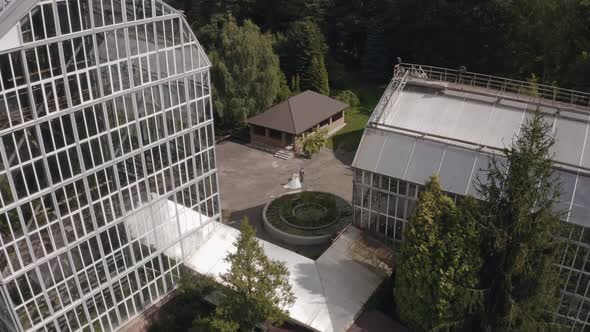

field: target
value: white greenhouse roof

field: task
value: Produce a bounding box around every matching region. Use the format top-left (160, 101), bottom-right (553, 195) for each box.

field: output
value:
top-left (354, 66), bottom-right (590, 227)
top-left (125, 193), bottom-right (217, 261)
top-left (185, 224), bottom-right (392, 332)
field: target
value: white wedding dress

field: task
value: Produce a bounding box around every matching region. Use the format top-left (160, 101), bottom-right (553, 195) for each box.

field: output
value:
top-left (283, 173), bottom-right (302, 189)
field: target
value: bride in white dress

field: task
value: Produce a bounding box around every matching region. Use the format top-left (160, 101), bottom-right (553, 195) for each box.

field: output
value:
top-left (283, 173), bottom-right (302, 189)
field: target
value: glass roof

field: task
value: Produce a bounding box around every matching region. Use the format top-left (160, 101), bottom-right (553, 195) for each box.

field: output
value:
top-left (379, 83), bottom-right (590, 167)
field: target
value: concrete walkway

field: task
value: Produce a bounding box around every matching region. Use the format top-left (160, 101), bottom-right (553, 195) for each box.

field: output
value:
top-left (185, 223), bottom-right (392, 332)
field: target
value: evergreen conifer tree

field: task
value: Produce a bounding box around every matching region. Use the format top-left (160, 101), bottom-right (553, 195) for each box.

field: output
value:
top-left (361, 18), bottom-right (388, 82)
top-left (394, 177), bottom-right (482, 331)
top-left (200, 220), bottom-right (295, 331)
top-left (304, 56), bottom-right (330, 95)
top-left (477, 110), bottom-right (562, 331)
top-left (282, 20), bottom-right (329, 94)
top-left (290, 74), bottom-right (301, 94)
top-left (275, 71), bottom-right (292, 103)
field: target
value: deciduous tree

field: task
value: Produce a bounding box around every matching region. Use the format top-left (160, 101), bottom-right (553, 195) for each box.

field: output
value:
top-left (199, 15), bottom-right (284, 128)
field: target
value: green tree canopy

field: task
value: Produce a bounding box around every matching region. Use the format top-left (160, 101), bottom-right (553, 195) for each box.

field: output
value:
top-left (394, 177), bottom-right (482, 331)
top-left (172, 0), bottom-right (590, 92)
top-left (202, 220), bottom-right (295, 331)
top-left (279, 19), bottom-right (329, 94)
top-left (305, 56), bottom-right (330, 95)
top-left (476, 110), bottom-right (562, 331)
top-left (253, 0), bottom-right (331, 31)
top-left (361, 16), bottom-right (388, 83)
top-left (290, 74), bottom-right (301, 95)
top-left (199, 15), bottom-right (287, 128)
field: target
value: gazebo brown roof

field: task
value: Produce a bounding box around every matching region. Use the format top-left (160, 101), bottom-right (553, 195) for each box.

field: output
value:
top-left (247, 90), bottom-right (349, 135)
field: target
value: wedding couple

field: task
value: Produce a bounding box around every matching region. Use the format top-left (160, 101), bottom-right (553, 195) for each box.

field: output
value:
top-left (283, 168), bottom-right (305, 189)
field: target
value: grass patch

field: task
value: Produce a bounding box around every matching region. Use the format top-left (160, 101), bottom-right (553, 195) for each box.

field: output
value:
top-left (325, 106), bottom-right (370, 152)
top-left (327, 71), bottom-right (385, 152)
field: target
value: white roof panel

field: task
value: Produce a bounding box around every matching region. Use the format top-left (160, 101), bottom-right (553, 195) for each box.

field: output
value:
top-left (387, 86), bottom-right (436, 130)
top-left (438, 146), bottom-right (478, 194)
top-left (570, 175), bottom-right (590, 227)
top-left (374, 134), bottom-right (415, 179)
top-left (352, 129), bottom-right (386, 172)
top-left (418, 92), bottom-right (461, 137)
top-left (552, 117), bottom-right (589, 166)
top-left (449, 98), bottom-right (494, 143)
top-left (430, 98), bottom-right (464, 138)
top-left (556, 170), bottom-right (577, 215)
top-left (482, 102), bottom-right (527, 148)
top-left (405, 140), bottom-right (445, 184)
top-left (583, 133), bottom-right (590, 169)
top-left (466, 153), bottom-right (492, 198)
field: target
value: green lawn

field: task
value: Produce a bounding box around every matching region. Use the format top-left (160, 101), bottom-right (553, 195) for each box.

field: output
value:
top-left (326, 71), bottom-right (385, 152)
top-left (325, 107), bottom-right (370, 151)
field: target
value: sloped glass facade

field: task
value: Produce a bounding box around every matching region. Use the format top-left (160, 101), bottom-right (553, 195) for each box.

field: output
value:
top-left (0, 1), bottom-right (219, 331)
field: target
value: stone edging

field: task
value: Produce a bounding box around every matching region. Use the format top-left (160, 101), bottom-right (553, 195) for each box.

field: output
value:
top-left (278, 203), bottom-right (340, 231)
top-left (262, 191), bottom-right (349, 246)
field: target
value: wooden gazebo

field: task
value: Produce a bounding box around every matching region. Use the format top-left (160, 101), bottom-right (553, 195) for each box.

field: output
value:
top-left (247, 90), bottom-right (348, 150)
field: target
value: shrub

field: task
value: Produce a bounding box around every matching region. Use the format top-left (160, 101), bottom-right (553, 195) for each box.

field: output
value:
top-left (334, 90), bottom-right (360, 108)
top-left (296, 127), bottom-right (328, 157)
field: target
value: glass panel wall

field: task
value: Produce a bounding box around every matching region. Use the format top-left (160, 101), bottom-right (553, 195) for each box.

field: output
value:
top-left (353, 167), bottom-right (590, 330)
top-left (0, 1), bottom-right (217, 331)
top-left (352, 169), bottom-right (421, 251)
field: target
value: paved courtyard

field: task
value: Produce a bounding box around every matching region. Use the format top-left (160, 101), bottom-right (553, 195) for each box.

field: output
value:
top-left (216, 139), bottom-right (355, 256)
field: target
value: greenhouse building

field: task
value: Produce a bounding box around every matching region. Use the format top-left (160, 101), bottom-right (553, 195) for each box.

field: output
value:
top-left (0, 1), bottom-right (221, 331)
top-left (352, 64), bottom-right (590, 330)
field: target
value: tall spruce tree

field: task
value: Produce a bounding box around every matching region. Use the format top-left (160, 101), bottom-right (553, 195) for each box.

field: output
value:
top-left (304, 56), bottom-right (330, 95)
top-left (394, 177), bottom-right (482, 331)
top-left (290, 74), bottom-right (301, 94)
top-left (477, 110), bottom-right (562, 331)
top-left (361, 17), bottom-right (388, 82)
top-left (201, 220), bottom-right (295, 331)
top-left (281, 20), bottom-right (329, 93)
